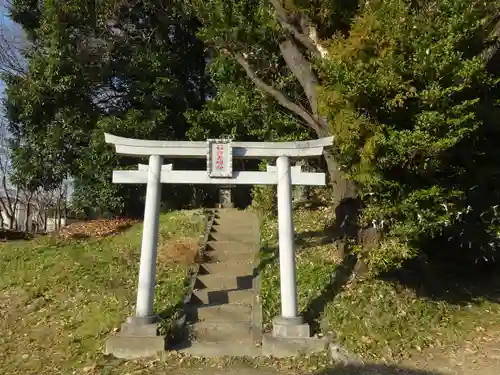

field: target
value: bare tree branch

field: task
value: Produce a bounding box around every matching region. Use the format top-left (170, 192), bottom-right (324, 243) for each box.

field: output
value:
top-left (0, 118), bottom-right (20, 229)
top-left (269, 0), bottom-right (328, 58)
top-left (0, 4), bottom-right (27, 76)
top-left (269, 0), bottom-right (320, 56)
top-left (278, 37), bottom-right (329, 132)
top-left (232, 52), bottom-right (322, 133)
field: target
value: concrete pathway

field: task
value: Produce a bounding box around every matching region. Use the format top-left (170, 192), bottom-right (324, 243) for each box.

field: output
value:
top-left (181, 209), bottom-right (261, 357)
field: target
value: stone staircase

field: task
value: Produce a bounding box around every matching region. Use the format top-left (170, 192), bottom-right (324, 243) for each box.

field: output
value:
top-left (180, 209), bottom-right (261, 357)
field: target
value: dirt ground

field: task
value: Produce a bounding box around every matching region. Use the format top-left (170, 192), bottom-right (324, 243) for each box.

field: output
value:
top-left (166, 364), bottom-right (443, 375)
top-left (401, 326), bottom-right (500, 375)
top-left (162, 338), bottom-right (500, 375)
top-left (170, 327), bottom-right (500, 375)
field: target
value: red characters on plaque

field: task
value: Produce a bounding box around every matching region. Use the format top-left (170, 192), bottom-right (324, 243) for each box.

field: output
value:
top-left (215, 144), bottom-right (224, 170)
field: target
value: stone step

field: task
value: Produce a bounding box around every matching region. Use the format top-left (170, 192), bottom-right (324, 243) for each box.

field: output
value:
top-left (196, 274), bottom-right (253, 290)
top-left (191, 321), bottom-right (253, 343)
top-left (203, 250), bottom-right (254, 263)
top-left (211, 223), bottom-right (257, 233)
top-left (212, 222), bottom-right (258, 232)
top-left (210, 223), bottom-right (259, 233)
top-left (205, 241), bottom-right (256, 254)
top-left (214, 212), bottom-right (256, 219)
top-left (199, 262), bottom-right (254, 276)
top-left (186, 303), bottom-right (252, 323)
top-left (215, 209), bottom-right (254, 217)
top-left (191, 289), bottom-right (253, 305)
top-left (208, 231), bottom-right (257, 243)
top-left (176, 341), bottom-right (261, 358)
top-left (213, 214), bottom-right (258, 224)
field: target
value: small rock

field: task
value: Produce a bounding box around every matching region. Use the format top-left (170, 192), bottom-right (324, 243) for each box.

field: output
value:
top-left (21, 354), bottom-right (29, 360)
top-left (328, 343), bottom-right (363, 365)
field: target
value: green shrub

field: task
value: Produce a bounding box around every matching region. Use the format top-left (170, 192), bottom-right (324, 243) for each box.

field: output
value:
top-left (319, 0), bottom-right (500, 272)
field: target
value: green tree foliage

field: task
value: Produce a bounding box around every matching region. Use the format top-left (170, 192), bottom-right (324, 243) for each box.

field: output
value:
top-left (190, 0), bottom-right (360, 200)
top-left (317, 0), bottom-right (500, 271)
top-left (191, 0), bottom-right (500, 272)
top-left (4, 0), bottom-right (500, 274)
top-left (3, 0), bottom-right (208, 215)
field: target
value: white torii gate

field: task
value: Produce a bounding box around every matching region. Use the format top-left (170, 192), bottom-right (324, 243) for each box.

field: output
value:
top-left (105, 133), bottom-right (333, 340)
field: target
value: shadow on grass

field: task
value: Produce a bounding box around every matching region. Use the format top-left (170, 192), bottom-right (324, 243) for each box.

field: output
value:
top-left (377, 215), bottom-right (500, 305)
top-left (316, 364), bottom-right (443, 375)
top-left (257, 244), bottom-right (279, 274)
top-left (259, 214), bottom-right (358, 333)
top-left (0, 230), bottom-right (34, 241)
top-left (303, 253), bottom-right (357, 333)
top-left (294, 207), bottom-right (500, 309)
top-left (380, 257), bottom-right (500, 306)
top-left (296, 229), bottom-right (334, 248)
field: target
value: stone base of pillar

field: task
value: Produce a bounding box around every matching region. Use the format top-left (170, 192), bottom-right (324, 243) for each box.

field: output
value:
top-left (272, 316), bottom-right (310, 338)
top-left (105, 316), bottom-right (165, 359)
top-left (260, 315), bottom-right (332, 358)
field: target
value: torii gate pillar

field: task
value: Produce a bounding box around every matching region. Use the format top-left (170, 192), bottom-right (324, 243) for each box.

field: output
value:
top-left (271, 155), bottom-right (310, 338)
top-left (135, 155), bottom-right (162, 319)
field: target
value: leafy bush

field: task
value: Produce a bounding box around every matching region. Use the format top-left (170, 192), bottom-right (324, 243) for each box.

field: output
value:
top-left (319, 0), bottom-right (500, 272)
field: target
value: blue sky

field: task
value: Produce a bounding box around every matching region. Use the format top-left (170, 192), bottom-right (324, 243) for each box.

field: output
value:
top-left (1, 2), bottom-right (10, 96)
top-left (0, 2), bottom-right (6, 96)
top-left (1, 1), bottom-right (24, 97)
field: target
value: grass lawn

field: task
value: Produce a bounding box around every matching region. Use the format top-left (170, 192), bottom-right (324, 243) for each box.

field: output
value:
top-left (259, 207), bottom-right (500, 362)
top-left (0, 210), bottom-right (204, 375)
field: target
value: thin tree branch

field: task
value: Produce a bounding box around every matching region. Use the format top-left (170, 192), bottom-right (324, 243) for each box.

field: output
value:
top-left (233, 52), bottom-right (322, 133)
top-left (0, 21), bottom-right (26, 76)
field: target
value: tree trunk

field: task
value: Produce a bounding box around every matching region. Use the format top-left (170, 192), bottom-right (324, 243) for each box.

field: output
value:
top-left (56, 199), bottom-right (62, 230)
top-left (321, 147), bottom-right (362, 256)
top-left (319, 134), bottom-right (375, 278)
top-left (24, 193), bottom-right (34, 233)
top-left (322, 148), bottom-right (357, 203)
top-left (24, 203), bottom-right (30, 233)
top-left (0, 196), bottom-right (15, 231)
top-left (63, 202), bottom-right (68, 228)
top-left (232, 16), bottom-right (377, 274)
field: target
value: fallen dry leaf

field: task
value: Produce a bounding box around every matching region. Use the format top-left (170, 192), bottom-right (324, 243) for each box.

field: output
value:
top-left (157, 237), bottom-right (199, 264)
top-left (58, 218), bottom-right (138, 239)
